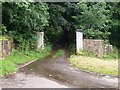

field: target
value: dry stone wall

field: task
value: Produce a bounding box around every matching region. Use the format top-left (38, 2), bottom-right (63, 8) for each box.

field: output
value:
top-left (83, 39), bottom-right (113, 58)
top-left (0, 37), bottom-right (14, 59)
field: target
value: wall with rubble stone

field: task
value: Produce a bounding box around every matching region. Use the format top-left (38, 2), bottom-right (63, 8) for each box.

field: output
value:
top-left (83, 39), bottom-right (113, 58)
top-left (0, 38), bottom-right (14, 59)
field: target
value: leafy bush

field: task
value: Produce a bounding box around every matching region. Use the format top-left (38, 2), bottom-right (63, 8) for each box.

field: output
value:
top-left (0, 24), bottom-right (8, 36)
top-left (73, 2), bottom-right (111, 40)
top-left (2, 2), bottom-right (49, 50)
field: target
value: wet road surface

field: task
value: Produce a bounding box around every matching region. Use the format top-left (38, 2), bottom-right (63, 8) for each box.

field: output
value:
top-left (0, 48), bottom-right (119, 88)
top-left (0, 72), bottom-right (68, 88)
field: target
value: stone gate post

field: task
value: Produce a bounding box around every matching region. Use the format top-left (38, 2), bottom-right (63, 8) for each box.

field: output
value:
top-left (37, 32), bottom-right (44, 50)
top-left (76, 29), bottom-right (83, 53)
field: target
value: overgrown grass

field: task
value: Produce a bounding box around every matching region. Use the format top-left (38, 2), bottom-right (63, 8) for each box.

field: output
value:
top-left (102, 47), bottom-right (119, 60)
top-left (53, 49), bottom-right (64, 58)
top-left (0, 45), bottom-right (52, 76)
top-left (69, 55), bottom-right (118, 76)
top-left (77, 50), bottom-right (95, 58)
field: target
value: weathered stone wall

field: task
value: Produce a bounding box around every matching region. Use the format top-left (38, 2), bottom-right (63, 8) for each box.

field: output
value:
top-left (83, 39), bottom-right (113, 58)
top-left (0, 37), bottom-right (14, 59)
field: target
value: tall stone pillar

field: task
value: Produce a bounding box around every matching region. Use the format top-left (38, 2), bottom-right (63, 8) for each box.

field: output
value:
top-left (76, 29), bottom-right (83, 53)
top-left (37, 32), bottom-right (44, 50)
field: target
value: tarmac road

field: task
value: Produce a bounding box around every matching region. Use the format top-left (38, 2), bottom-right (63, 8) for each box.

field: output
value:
top-left (0, 49), bottom-right (118, 89)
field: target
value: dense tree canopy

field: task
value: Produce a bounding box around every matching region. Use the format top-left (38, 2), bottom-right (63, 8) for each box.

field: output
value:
top-left (73, 2), bottom-right (112, 41)
top-left (108, 2), bottom-right (120, 47)
top-left (2, 2), bottom-right (49, 50)
top-left (1, 2), bottom-right (120, 51)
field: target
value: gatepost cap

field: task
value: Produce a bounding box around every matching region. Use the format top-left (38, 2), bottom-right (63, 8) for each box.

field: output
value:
top-left (76, 29), bottom-right (83, 32)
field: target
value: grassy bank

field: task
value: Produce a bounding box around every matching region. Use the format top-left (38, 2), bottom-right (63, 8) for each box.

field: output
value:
top-left (69, 55), bottom-right (118, 76)
top-left (0, 45), bottom-right (52, 76)
top-left (53, 49), bottom-right (64, 58)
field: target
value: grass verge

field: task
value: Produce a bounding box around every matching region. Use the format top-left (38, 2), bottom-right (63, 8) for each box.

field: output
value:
top-left (77, 47), bottom-right (119, 60)
top-left (53, 49), bottom-right (64, 58)
top-left (0, 45), bottom-right (52, 76)
top-left (69, 55), bottom-right (118, 76)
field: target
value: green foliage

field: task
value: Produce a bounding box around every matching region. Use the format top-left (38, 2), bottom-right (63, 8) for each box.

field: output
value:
top-left (70, 42), bottom-right (76, 54)
top-left (0, 45), bottom-right (52, 76)
top-left (2, 2), bottom-right (120, 53)
top-left (0, 60), bottom-right (16, 76)
top-left (103, 47), bottom-right (119, 60)
top-left (53, 49), bottom-right (64, 58)
top-left (45, 3), bottom-right (76, 45)
top-left (45, 2), bottom-right (118, 52)
top-left (0, 24), bottom-right (7, 36)
top-left (73, 2), bottom-right (111, 40)
top-left (2, 2), bottom-right (49, 50)
top-left (45, 3), bottom-right (65, 43)
top-left (108, 2), bottom-right (120, 48)
top-left (103, 53), bottom-right (118, 60)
